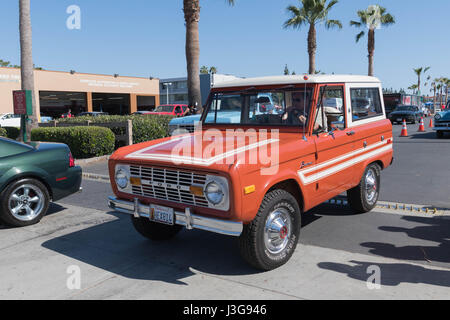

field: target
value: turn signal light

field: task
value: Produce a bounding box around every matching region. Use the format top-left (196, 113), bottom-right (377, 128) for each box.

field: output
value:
top-left (190, 185), bottom-right (204, 196)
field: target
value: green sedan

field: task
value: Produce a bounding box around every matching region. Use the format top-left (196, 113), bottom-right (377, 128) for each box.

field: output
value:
top-left (0, 137), bottom-right (82, 227)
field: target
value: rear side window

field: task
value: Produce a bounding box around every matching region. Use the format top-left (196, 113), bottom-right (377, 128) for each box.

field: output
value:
top-left (350, 88), bottom-right (383, 121)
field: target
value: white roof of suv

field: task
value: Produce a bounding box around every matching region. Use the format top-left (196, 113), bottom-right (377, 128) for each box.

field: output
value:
top-left (213, 74), bottom-right (381, 88)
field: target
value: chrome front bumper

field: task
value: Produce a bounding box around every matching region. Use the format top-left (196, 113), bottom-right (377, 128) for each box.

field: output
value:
top-left (108, 196), bottom-right (243, 237)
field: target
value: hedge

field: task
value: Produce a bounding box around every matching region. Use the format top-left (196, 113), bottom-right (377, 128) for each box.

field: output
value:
top-left (0, 128), bottom-right (6, 137)
top-left (2, 127), bottom-right (20, 140)
top-left (31, 126), bottom-right (115, 159)
top-left (57, 114), bottom-right (173, 147)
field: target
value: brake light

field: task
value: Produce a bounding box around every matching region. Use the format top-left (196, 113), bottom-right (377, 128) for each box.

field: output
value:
top-left (69, 152), bottom-right (75, 167)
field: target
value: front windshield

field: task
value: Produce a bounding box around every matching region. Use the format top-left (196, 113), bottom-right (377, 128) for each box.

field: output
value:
top-left (395, 106), bottom-right (414, 111)
top-left (155, 105), bottom-right (174, 112)
top-left (204, 87), bottom-right (314, 127)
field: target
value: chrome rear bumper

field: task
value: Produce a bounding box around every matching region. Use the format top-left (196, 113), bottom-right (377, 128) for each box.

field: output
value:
top-left (108, 196), bottom-right (243, 237)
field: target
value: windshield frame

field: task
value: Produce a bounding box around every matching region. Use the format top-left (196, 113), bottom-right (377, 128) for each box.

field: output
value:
top-left (200, 85), bottom-right (316, 131)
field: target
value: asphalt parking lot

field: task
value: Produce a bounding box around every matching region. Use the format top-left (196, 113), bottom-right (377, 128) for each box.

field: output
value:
top-left (1, 122), bottom-right (449, 300)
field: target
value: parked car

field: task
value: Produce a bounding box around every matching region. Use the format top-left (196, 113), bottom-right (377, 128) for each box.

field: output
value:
top-left (433, 102), bottom-right (450, 138)
top-left (0, 137), bottom-right (82, 227)
top-left (77, 112), bottom-right (109, 117)
top-left (145, 104), bottom-right (188, 117)
top-left (40, 115), bottom-right (53, 123)
top-left (0, 113), bottom-right (21, 127)
top-left (107, 75), bottom-right (393, 270)
top-left (388, 105), bottom-right (423, 124)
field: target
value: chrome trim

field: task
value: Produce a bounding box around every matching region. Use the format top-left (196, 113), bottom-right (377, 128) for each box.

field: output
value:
top-left (108, 196), bottom-right (242, 237)
top-left (433, 127), bottom-right (450, 131)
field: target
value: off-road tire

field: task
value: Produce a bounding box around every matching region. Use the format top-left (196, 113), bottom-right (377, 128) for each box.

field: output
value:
top-left (347, 163), bottom-right (381, 213)
top-left (131, 216), bottom-right (182, 241)
top-left (238, 189), bottom-right (301, 271)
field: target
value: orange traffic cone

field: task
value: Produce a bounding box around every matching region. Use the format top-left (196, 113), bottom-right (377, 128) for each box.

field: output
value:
top-left (429, 118), bottom-right (433, 128)
top-left (418, 117), bottom-right (426, 132)
top-left (400, 119), bottom-right (408, 137)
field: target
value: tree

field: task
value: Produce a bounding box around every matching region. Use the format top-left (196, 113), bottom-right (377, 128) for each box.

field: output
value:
top-left (283, 0), bottom-right (342, 75)
top-left (350, 5), bottom-right (395, 76)
top-left (19, 0), bottom-right (38, 141)
top-left (183, 0), bottom-right (234, 112)
top-left (413, 66), bottom-right (430, 95)
top-left (284, 64), bottom-right (290, 75)
top-left (209, 66), bottom-right (217, 74)
top-left (200, 65), bottom-right (209, 74)
top-left (408, 84), bottom-right (418, 94)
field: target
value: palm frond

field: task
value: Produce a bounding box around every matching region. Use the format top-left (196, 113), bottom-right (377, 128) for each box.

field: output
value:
top-left (356, 30), bottom-right (365, 43)
top-left (325, 19), bottom-right (342, 29)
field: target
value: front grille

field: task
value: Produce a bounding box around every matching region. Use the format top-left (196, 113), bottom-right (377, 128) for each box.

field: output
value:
top-left (130, 165), bottom-right (209, 207)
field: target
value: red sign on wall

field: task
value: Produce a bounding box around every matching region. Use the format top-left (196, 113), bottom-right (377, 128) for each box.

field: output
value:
top-left (13, 90), bottom-right (32, 115)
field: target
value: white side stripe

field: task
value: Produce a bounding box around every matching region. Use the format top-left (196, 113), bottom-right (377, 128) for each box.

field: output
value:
top-left (298, 144), bottom-right (392, 185)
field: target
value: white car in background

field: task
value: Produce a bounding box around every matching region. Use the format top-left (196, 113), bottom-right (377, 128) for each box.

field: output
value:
top-left (0, 113), bottom-right (21, 127)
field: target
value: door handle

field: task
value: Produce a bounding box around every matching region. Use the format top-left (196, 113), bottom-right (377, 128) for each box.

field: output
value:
top-left (346, 131), bottom-right (355, 136)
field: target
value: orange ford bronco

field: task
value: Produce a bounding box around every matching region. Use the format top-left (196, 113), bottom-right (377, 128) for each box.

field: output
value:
top-left (108, 75), bottom-right (394, 270)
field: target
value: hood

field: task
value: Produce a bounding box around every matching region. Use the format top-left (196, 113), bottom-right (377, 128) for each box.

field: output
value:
top-left (170, 114), bottom-right (201, 125)
top-left (146, 112), bottom-right (173, 115)
top-left (111, 130), bottom-right (308, 174)
top-left (436, 110), bottom-right (450, 121)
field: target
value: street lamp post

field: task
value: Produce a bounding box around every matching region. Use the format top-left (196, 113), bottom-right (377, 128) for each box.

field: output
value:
top-left (163, 82), bottom-right (172, 104)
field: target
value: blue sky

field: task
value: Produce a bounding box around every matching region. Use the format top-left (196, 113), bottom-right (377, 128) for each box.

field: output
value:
top-left (0, 0), bottom-right (448, 92)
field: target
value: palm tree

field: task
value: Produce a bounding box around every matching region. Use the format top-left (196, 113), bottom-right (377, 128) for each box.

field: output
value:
top-left (408, 84), bottom-right (418, 95)
top-left (350, 5), bottom-right (395, 76)
top-left (200, 65), bottom-right (209, 74)
top-left (413, 67), bottom-right (430, 96)
top-left (183, 0), bottom-right (234, 112)
top-left (19, 0), bottom-right (37, 141)
top-left (283, 0), bottom-right (342, 75)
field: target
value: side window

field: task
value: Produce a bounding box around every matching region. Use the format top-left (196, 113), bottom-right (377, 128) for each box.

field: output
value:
top-left (350, 88), bottom-right (383, 122)
top-left (314, 86), bottom-right (345, 133)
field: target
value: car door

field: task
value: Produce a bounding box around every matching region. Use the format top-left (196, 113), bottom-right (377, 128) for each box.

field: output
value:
top-left (312, 84), bottom-right (355, 197)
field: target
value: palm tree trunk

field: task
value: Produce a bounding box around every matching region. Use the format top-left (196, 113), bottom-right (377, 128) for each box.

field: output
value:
top-left (307, 24), bottom-right (316, 75)
top-left (183, 0), bottom-right (202, 111)
top-left (19, 0), bottom-right (37, 141)
top-left (367, 28), bottom-right (375, 76)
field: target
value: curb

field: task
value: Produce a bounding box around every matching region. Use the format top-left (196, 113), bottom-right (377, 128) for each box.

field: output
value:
top-left (324, 197), bottom-right (450, 216)
top-left (76, 155), bottom-right (110, 166)
top-left (82, 172), bottom-right (110, 182)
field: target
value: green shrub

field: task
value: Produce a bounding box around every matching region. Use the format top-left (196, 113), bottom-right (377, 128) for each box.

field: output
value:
top-left (0, 128), bottom-right (6, 137)
top-left (57, 114), bottom-right (173, 147)
top-left (3, 127), bottom-right (20, 140)
top-left (31, 126), bottom-right (115, 159)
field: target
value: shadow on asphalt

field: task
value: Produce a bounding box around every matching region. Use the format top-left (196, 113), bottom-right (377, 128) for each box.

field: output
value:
top-left (361, 216), bottom-right (450, 264)
top-left (318, 215), bottom-right (450, 288)
top-left (317, 260), bottom-right (450, 287)
top-left (41, 212), bottom-right (261, 284)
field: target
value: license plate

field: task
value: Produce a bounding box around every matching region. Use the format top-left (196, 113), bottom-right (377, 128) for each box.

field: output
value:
top-left (150, 205), bottom-right (174, 225)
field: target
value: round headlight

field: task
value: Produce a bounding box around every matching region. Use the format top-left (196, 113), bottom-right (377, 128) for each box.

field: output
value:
top-left (435, 114), bottom-right (441, 121)
top-left (204, 181), bottom-right (224, 205)
top-left (115, 169), bottom-right (128, 189)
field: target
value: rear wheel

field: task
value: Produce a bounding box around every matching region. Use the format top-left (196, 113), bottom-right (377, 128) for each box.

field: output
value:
top-left (0, 178), bottom-right (50, 227)
top-left (131, 216), bottom-right (182, 241)
top-left (347, 163), bottom-right (381, 213)
top-left (238, 189), bottom-right (301, 271)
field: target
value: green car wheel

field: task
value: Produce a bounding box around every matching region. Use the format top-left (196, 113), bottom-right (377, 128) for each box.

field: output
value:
top-left (0, 178), bottom-right (50, 227)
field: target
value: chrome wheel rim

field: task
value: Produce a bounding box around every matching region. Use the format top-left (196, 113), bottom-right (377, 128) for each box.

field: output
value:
top-left (264, 207), bottom-right (292, 255)
top-left (8, 184), bottom-right (45, 222)
top-left (365, 169), bottom-right (378, 205)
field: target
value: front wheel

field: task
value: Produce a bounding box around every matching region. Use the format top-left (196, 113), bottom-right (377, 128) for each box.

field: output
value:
top-left (238, 189), bottom-right (301, 271)
top-left (0, 178), bottom-right (50, 227)
top-left (347, 163), bottom-right (381, 213)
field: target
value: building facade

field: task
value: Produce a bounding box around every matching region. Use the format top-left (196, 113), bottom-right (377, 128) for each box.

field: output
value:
top-left (0, 67), bottom-right (160, 118)
top-left (159, 73), bottom-right (242, 106)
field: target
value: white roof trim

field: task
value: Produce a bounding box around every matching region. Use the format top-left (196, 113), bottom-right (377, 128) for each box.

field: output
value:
top-left (213, 74), bottom-right (381, 89)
